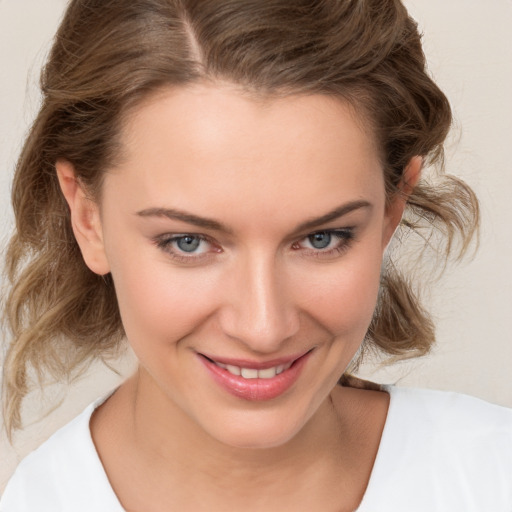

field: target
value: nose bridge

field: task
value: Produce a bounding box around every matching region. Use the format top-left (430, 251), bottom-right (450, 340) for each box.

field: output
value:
top-left (220, 249), bottom-right (299, 352)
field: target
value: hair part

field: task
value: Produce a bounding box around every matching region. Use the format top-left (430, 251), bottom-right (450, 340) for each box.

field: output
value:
top-left (2, 0), bottom-right (479, 437)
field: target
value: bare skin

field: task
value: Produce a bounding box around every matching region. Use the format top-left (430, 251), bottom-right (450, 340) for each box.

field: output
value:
top-left (91, 376), bottom-right (389, 512)
top-left (58, 83), bottom-right (420, 512)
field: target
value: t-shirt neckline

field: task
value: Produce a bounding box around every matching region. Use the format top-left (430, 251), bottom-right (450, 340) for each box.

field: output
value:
top-left (86, 385), bottom-right (399, 511)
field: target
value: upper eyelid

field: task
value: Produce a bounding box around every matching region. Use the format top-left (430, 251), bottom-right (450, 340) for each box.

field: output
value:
top-left (157, 232), bottom-right (212, 243)
top-left (292, 226), bottom-right (355, 242)
top-left (295, 228), bottom-right (354, 245)
top-left (153, 233), bottom-right (211, 249)
top-left (306, 227), bottom-right (353, 234)
top-left (154, 234), bottom-right (216, 260)
top-left (154, 226), bottom-right (355, 250)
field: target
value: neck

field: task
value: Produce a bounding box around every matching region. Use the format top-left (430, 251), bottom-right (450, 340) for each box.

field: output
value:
top-left (91, 365), bottom-right (389, 511)
top-left (123, 368), bottom-right (367, 510)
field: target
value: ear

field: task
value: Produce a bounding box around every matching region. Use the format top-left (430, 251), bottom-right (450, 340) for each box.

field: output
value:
top-left (56, 159), bottom-right (110, 275)
top-left (382, 156), bottom-right (423, 249)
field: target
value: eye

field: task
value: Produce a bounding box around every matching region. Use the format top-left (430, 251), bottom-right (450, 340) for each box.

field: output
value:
top-left (292, 229), bottom-right (355, 258)
top-left (307, 232), bottom-right (333, 249)
top-left (174, 235), bottom-right (205, 253)
top-left (153, 233), bottom-right (221, 263)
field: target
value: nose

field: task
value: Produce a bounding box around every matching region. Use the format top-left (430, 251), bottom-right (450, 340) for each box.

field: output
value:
top-left (218, 251), bottom-right (300, 353)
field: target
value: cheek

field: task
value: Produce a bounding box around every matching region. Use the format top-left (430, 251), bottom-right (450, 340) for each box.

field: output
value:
top-left (293, 246), bottom-right (382, 337)
top-left (107, 241), bottom-right (221, 351)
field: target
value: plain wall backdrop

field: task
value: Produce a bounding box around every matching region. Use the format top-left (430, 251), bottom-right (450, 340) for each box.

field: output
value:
top-left (1, 0), bottom-right (511, 492)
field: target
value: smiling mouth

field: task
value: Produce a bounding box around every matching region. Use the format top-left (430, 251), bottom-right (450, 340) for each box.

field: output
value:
top-left (206, 360), bottom-right (294, 379)
top-left (198, 350), bottom-right (313, 401)
top-left (200, 350), bottom-right (312, 379)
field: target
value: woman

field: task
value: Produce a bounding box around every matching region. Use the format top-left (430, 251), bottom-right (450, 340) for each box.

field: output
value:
top-left (1, 0), bottom-right (511, 510)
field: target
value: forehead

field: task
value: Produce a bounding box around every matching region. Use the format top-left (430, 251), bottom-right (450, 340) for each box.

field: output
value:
top-left (106, 84), bottom-right (384, 228)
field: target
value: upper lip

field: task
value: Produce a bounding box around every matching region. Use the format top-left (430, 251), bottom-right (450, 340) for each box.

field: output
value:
top-left (199, 349), bottom-right (313, 370)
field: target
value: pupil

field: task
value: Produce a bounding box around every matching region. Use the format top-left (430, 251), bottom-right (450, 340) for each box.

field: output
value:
top-left (309, 232), bottom-right (331, 249)
top-left (177, 236), bottom-right (200, 252)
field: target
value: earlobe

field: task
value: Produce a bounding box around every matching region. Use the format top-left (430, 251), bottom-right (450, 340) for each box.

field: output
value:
top-left (56, 159), bottom-right (110, 275)
top-left (382, 156), bottom-right (423, 249)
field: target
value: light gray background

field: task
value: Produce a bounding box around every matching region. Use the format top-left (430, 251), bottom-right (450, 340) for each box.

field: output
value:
top-left (1, 0), bottom-right (511, 491)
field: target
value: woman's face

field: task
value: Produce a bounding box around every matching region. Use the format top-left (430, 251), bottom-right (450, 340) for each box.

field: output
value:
top-left (76, 84), bottom-right (403, 449)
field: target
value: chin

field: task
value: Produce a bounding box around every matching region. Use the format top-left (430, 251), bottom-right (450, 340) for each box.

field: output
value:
top-left (211, 421), bottom-right (303, 451)
top-left (194, 399), bottom-right (321, 451)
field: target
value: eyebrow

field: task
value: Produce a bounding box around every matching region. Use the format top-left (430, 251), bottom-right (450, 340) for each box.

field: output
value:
top-left (293, 200), bottom-right (372, 233)
top-left (136, 207), bottom-right (233, 234)
top-left (136, 200), bottom-right (372, 235)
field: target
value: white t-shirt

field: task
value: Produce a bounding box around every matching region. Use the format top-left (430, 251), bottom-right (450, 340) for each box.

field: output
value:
top-left (1, 386), bottom-right (511, 511)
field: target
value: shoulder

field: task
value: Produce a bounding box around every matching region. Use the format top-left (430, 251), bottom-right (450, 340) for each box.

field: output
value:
top-left (386, 385), bottom-right (512, 436)
top-left (360, 386), bottom-right (512, 511)
top-left (0, 394), bottom-right (123, 512)
top-left (384, 386), bottom-right (512, 466)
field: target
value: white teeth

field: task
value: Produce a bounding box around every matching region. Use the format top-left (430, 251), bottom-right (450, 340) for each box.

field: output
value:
top-left (258, 367), bottom-right (277, 379)
top-left (215, 361), bottom-right (294, 379)
top-left (226, 364), bottom-right (241, 376)
top-left (240, 368), bottom-right (258, 379)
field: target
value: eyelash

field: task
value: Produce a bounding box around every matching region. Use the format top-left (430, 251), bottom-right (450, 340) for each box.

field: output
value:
top-left (153, 228), bottom-right (356, 264)
top-left (154, 234), bottom-right (219, 264)
top-left (292, 229), bottom-right (355, 259)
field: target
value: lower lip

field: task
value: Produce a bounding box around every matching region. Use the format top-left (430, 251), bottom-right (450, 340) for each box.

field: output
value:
top-left (199, 352), bottom-right (311, 401)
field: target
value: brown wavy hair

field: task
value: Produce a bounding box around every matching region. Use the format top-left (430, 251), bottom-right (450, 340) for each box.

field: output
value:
top-left (2, 0), bottom-right (478, 436)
